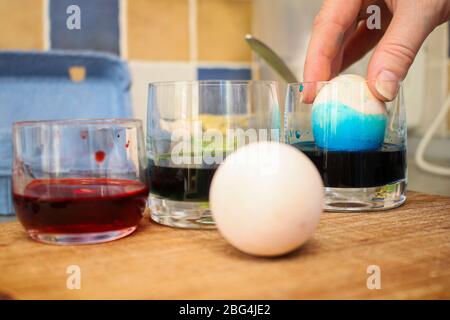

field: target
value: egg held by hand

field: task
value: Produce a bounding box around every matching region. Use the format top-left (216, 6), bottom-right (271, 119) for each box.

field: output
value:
top-left (209, 142), bottom-right (324, 257)
top-left (311, 74), bottom-right (388, 151)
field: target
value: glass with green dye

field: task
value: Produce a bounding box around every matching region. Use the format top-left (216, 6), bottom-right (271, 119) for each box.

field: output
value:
top-left (147, 81), bottom-right (281, 229)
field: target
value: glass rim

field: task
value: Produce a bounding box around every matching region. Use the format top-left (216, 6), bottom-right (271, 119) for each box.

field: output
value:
top-left (13, 118), bottom-right (143, 128)
top-left (287, 79), bottom-right (403, 85)
top-left (148, 80), bottom-right (277, 87)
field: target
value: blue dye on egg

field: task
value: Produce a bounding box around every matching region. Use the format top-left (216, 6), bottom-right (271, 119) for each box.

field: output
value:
top-left (312, 102), bottom-right (387, 151)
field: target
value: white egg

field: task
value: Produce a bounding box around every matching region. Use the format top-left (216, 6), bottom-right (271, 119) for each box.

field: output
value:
top-left (210, 142), bottom-right (324, 257)
top-left (312, 74), bottom-right (388, 151)
top-left (314, 74), bottom-right (387, 115)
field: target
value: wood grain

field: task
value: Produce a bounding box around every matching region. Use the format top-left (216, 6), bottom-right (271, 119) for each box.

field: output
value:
top-left (0, 191), bottom-right (449, 300)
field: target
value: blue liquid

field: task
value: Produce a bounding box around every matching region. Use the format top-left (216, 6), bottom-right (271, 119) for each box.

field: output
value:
top-left (312, 102), bottom-right (387, 151)
top-left (293, 142), bottom-right (406, 188)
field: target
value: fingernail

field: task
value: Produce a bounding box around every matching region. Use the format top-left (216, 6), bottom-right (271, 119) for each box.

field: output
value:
top-left (375, 70), bottom-right (399, 101)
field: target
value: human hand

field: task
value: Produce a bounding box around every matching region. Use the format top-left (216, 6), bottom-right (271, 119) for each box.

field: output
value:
top-left (303, 0), bottom-right (450, 102)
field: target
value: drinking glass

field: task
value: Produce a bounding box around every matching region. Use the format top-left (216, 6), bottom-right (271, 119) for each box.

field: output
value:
top-left (285, 80), bottom-right (407, 211)
top-left (147, 80), bottom-right (281, 228)
top-left (12, 119), bottom-right (149, 245)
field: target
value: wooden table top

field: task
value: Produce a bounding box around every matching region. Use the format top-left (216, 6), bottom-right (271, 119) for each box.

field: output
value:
top-left (0, 191), bottom-right (449, 300)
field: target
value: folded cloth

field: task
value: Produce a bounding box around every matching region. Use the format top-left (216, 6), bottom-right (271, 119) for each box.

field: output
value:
top-left (0, 50), bottom-right (132, 214)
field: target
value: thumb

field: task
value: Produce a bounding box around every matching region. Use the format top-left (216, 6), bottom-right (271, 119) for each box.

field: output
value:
top-left (367, 1), bottom-right (435, 101)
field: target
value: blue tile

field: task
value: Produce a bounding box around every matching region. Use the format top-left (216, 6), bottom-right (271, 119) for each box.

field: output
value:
top-left (197, 67), bottom-right (251, 80)
top-left (50, 0), bottom-right (120, 55)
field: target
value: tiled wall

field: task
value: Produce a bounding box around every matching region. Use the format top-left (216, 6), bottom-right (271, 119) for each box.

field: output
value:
top-left (1, 0), bottom-right (449, 127)
top-left (0, 0), bottom-right (44, 50)
top-left (0, 0), bottom-right (253, 122)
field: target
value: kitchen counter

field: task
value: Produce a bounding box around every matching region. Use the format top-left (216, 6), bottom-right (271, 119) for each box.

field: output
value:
top-left (0, 191), bottom-right (449, 299)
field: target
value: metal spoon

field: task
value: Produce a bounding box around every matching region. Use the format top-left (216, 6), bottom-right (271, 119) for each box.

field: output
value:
top-left (245, 34), bottom-right (299, 83)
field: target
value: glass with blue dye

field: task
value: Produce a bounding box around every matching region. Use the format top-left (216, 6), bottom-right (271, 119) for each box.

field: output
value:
top-left (284, 79), bottom-right (407, 212)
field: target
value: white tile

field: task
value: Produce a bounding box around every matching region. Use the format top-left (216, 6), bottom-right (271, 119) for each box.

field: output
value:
top-left (129, 61), bottom-right (196, 130)
top-left (407, 137), bottom-right (450, 196)
top-left (420, 24), bottom-right (449, 136)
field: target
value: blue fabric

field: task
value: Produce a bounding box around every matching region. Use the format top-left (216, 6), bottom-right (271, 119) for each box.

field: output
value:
top-left (0, 50), bottom-right (132, 214)
top-left (50, 0), bottom-right (120, 55)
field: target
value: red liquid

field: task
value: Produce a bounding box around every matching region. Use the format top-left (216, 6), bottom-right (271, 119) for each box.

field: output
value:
top-left (13, 178), bottom-right (149, 234)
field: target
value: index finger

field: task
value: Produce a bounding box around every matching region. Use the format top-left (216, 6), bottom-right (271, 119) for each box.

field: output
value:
top-left (302, 0), bottom-right (362, 103)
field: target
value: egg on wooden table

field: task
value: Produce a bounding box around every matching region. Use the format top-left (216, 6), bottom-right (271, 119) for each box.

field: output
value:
top-left (311, 74), bottom-right (388, 151)
top-left (210, 142), bottom-right (324, 257)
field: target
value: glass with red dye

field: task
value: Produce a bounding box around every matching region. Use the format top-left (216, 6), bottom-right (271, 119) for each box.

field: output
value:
top-left (12, 119), bottom-right (149, 245)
